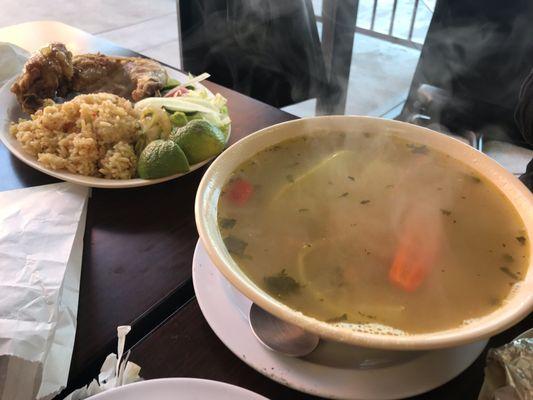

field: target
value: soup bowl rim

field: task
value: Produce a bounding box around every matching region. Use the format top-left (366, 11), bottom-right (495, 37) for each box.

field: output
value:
top-left (195, 115), bottom-right (533, 350)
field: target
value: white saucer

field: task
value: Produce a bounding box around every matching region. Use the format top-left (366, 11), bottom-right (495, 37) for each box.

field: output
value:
top-left (90, 378), bottom-right (267, 400)
top-left (193, 240), bottom-right (488, 400)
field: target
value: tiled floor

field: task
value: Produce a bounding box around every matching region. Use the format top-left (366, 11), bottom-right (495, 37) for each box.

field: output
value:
top-left (313, 0), bottom-right (434, 43)
top-left (282, 30), bottom-right (421, 118)
top-left (98, 13), bottom-right (180, 68)
top-left (286, 0), bottom-right (434, 117)
top-left (0, 0), bottom-right (181, 67)
top-left (0, 0), bottom-right (432, 117)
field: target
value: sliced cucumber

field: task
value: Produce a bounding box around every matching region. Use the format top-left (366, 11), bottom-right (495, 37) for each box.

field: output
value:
top-left (135, 97), bottom-right (218, 115)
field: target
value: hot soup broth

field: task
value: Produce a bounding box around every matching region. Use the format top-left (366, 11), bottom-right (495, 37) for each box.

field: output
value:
top-left (217, 131), bottom-right (529, 335)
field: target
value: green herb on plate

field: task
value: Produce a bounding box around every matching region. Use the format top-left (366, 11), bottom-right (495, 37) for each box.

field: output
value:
top-left (162, 77), bottom-right (181, 90)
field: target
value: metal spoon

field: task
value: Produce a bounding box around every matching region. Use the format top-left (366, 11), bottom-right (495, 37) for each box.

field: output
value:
top-left (249, 303), bottom-right (319, 357)
top-left (249, 304), bottom-right (423, 368)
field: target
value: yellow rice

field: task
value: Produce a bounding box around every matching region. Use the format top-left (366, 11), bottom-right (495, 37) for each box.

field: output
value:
top-left (10, 93), bottom-right (140, 179)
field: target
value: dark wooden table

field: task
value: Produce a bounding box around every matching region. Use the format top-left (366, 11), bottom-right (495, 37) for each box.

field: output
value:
top-left (0, 21), bottom-right (295, 394)
top-left (1, 21), bottom-right (531, 400)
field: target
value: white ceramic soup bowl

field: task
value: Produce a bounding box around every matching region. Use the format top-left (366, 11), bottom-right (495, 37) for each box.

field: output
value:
top-left (195, 116), bottom-right (533, 350)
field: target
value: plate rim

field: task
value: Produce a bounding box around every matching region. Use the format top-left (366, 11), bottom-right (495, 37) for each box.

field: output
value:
top-left (89, 377), bottom-right (268, 399)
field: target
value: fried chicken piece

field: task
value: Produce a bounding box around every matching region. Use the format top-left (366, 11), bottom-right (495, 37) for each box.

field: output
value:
top-left (119, 57), bottom-right (168, 101)
top-left (72, 54), bottom-right (168, 101)
top-left (11, 43), bottom-right (168, 114)
top-left (11, 43), bottom-right (74, 114)
top-left (71, 54), bottom-right (134, 99)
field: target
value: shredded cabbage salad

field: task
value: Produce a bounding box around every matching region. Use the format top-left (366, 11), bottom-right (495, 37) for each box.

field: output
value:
top-left (134, 73), bottom-right (231, 136)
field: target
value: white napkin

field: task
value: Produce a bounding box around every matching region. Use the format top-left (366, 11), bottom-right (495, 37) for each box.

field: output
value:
top-left (0, 182), bottom-right (89, 399)
top-left (0, 42), bottom-right (29, 87)
top-left (68, 326), bottom-right (142, 400)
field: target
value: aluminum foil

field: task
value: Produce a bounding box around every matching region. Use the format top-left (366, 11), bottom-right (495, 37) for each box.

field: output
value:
top-left (479, 331), bottom-right (533, 400)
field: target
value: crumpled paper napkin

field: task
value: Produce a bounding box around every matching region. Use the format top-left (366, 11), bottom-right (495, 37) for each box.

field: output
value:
top-left (479, 330), bottom-right (533, 400)
top-left (0, 182), bottom-right (88, 399)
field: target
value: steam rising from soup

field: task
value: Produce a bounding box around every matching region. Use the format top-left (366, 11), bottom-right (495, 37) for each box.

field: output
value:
top-left (217, 131), bottom-right (529, 334)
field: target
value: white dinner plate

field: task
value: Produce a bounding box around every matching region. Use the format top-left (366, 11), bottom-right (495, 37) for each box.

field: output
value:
top-left (192, 240), bottom-right (488, 400)
top-left (90, 378), bottom-right (268, 400)
top-left (0, 68), bottom-right (230, 188)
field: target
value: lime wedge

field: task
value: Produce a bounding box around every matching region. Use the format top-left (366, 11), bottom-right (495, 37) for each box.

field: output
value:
top-left (137, 139), bottom-right (190, 179)
top-left (170, 119), bottom-right (226, 164)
